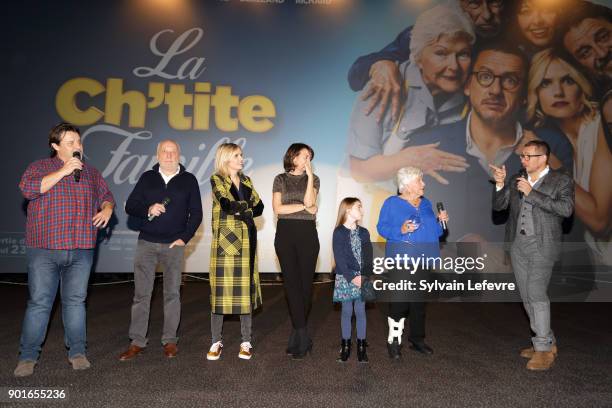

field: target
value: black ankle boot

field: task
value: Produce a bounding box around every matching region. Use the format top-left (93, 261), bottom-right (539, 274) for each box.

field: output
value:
top-left (286, 329), bottom-right (298, 355)
top-left (387, 340), bottom-right (402, 360)
top-left (291, 328), bottom-right (312, 360)
top-left (357, 339), bottom-right (369, 363)
top-left (336, 339), bottom-right (351, 363)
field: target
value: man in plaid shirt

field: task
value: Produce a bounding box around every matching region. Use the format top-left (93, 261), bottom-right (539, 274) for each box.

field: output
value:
top-left (14, 122), bottom-right (115, 377)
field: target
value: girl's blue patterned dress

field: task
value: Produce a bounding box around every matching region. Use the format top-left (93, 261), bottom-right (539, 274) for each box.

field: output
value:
top-left (333, 228), bottom-right (362, 302)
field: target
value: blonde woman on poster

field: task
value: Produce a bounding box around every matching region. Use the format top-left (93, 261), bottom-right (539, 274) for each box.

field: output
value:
top-left (527, 48), bottom-right (612, 266)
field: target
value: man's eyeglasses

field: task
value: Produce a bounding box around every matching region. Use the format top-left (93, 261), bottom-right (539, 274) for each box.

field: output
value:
top-left (462, 0), bottom-right (504, 10)
top-left (472, 71), bottom-right (522, 91)
top-left (519, 154), bottom-right (544, 160)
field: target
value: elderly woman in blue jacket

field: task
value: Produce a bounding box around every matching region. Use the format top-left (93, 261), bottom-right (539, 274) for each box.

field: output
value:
top-left (332, 197), bottom-right (373, 363)
top-left (377, 166), bottom-right (448, 360)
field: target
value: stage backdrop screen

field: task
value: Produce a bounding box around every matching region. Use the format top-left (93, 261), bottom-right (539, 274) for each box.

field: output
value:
top-left (3, 0), bottom-right (611, 274)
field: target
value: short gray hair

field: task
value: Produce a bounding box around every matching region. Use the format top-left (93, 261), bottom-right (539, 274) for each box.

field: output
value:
top-left (157, 139), bottom-right (181, 155)
top-left (397, 167), bottom-right (423, 193)
top-left (409, 4), bottom-right (475, 64)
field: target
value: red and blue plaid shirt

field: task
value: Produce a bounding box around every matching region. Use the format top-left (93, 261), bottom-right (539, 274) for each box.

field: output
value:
top-left (19, 157), bottom-right (115, 249)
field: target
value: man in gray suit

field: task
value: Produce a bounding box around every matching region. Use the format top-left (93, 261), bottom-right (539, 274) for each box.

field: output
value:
top-left (491, 140), bottom-right (574, 371)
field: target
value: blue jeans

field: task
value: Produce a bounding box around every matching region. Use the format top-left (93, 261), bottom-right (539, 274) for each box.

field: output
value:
top-left (19, 248), bottom-right (94, 361)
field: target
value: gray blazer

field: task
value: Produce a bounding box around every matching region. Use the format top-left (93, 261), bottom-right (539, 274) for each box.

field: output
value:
top-left (493, 169), bottom-right (574, 261)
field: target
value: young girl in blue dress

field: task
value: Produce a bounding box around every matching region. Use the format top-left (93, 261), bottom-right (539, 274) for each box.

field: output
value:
top-left (332, 197), bottom-right (373, 363)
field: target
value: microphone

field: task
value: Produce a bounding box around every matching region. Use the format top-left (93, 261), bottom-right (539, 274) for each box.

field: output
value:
top-left (73, 151), bottom-right (81, 183)
top-left (436, 202), bottom-right (447, 231)
top-left (148, 197), bottom-right (171, 221)
top-left (518, 168), bottom-right (527, 198)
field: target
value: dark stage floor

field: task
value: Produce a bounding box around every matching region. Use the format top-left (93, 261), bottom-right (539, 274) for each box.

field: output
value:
top-left (1, 279), bottom-right (611, 407)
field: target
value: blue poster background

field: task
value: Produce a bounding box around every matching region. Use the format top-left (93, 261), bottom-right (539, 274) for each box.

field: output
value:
top-left (3, 0), bottom-right (611, 273)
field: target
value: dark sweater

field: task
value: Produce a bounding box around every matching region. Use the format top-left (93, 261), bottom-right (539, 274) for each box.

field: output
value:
top-left (332, 225), bottom-right (373, 281)
top-left (125, 164), bottom-right (203, 244)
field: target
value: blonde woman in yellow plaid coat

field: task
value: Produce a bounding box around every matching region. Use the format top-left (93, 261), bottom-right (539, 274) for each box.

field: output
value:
top-left (207, 143), bottom-right (264, 361)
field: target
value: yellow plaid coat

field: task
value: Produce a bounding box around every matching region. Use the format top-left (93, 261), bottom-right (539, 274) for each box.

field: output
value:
top-left (209, 173), bottom-right (263, 314)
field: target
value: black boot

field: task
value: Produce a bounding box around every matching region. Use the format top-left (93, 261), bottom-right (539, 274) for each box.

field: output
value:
top-left (387, 317), bottom-right (404, 360)
top-left (357, 339), bottom-right (369, 363)
top-left (409, 340), bottom-right (433, 355)
top-left (291, 328), bottom-right (312, 360)
top-left (286, 329), bottom-right (298, 355)
top-left (387, 340), bottom-right (402, 360)
top-left (336, 339), bottom-right (351, 363)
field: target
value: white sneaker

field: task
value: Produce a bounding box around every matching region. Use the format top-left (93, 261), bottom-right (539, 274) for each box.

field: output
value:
top-left (207, 341), bottom-right (223, 361)
top-left (238, 342), bottom-right (253, 360)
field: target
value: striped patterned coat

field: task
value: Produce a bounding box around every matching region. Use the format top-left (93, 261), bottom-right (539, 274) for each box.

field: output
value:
top-left (209, 173), bottom-right (264, 315)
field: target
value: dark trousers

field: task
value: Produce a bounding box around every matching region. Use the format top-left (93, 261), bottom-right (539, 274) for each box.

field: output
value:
top-left (388, 267), bottom-right (428, 344)
top-left (274, 219), bottom-right (319, 329)
top-left (388, 302), bottom-right (425, 344)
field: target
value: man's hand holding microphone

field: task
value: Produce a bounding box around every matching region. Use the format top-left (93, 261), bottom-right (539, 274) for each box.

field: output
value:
top-left (60, 151), bottom-right (83, 180)
top-left (148, 202), bottom-right (167, 220)
top-left (147, 198), bottom-right (183, 248)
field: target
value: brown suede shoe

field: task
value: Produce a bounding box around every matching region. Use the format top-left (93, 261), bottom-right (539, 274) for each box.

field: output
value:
top-left (526, 351), bottom-right (555, 371)
top-left (14, 360), bottom-right (36, 377)
top-left (163, 343), bottom-right (178, 358)
top-left (520, 344), bottom-right (558, 359)
top-left (119, 345), bottom-right (144, 361)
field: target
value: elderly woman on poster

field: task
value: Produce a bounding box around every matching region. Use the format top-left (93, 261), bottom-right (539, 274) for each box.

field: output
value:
top-left (337, 4), bottom-right (474, 237)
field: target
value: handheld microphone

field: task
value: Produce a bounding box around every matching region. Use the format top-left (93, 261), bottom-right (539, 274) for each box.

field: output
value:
top-left (148, 197), bottom-right (171, 221)
top-left (518, 168), bottom-right (527, 198)
top-left (436, 202), bottom-right (447, 231)
top-left (73, 151), bottom-right (81, 183)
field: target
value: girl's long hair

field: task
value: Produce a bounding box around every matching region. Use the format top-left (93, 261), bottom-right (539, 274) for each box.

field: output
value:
top-left (332, 197), bottom-right (361, 271)
top-left (335, 197), bottom-right (361, 228)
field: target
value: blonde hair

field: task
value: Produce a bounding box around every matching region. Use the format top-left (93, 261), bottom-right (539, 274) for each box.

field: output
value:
top-left (397, 167), bottom-right (423, 194)
top-left (410, 4), bottom-right (475, 64)
top-left (214, 143), bottom-right (242, 177)
top-left (335, 197), bottom-right (361, 228)
top-left (527, 48), bottom-right (598, 128)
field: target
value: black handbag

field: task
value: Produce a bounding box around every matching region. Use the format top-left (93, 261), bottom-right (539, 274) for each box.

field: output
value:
top-left (360, 276), bottom-right (377, 302)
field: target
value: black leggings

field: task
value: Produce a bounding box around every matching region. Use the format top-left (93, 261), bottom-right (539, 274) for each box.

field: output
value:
top-left (274, 219), bottom-right (319, 329)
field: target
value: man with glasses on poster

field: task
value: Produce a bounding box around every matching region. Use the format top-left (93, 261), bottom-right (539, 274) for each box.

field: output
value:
top-left (402, 42), bottom-right (573, 245)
